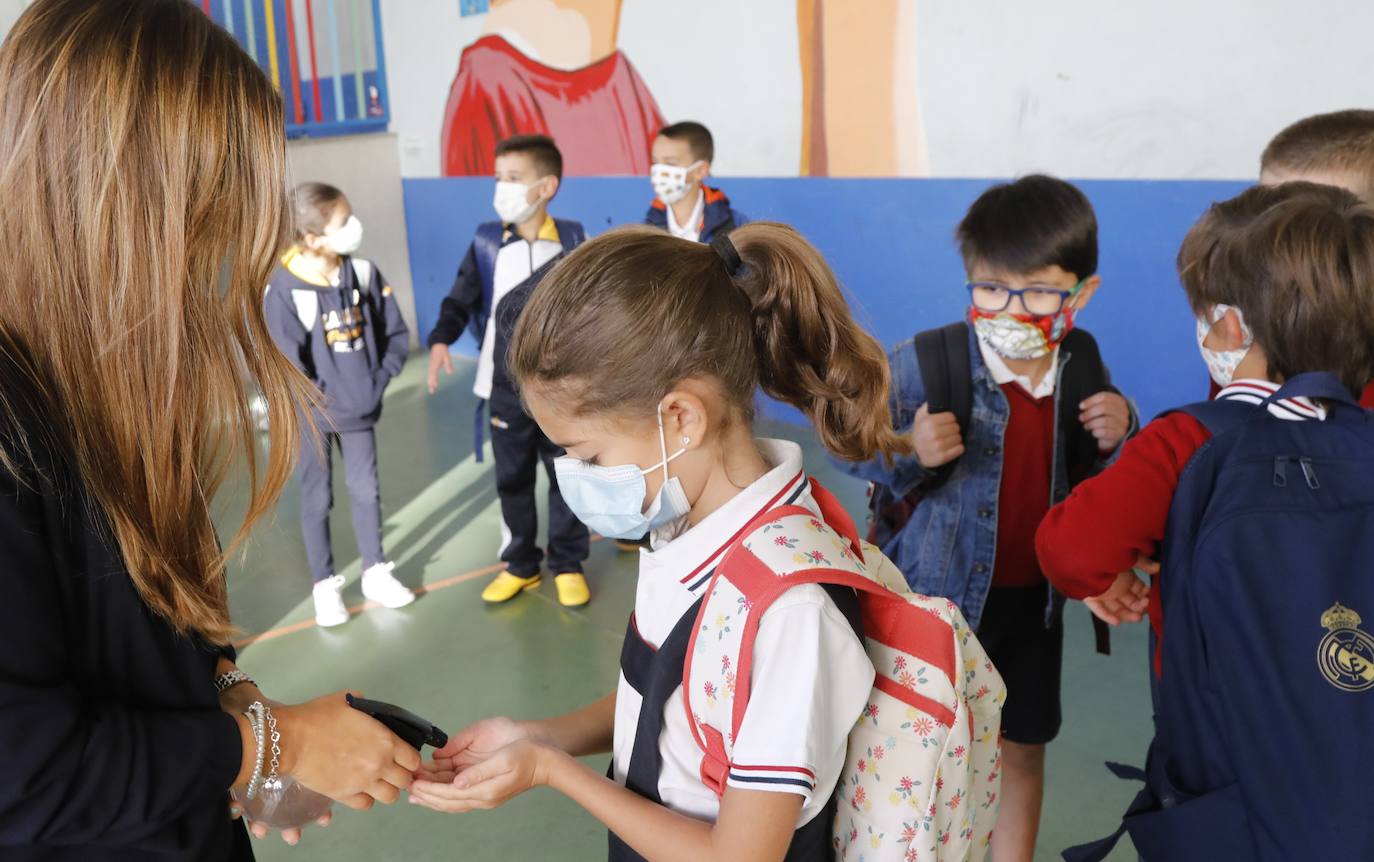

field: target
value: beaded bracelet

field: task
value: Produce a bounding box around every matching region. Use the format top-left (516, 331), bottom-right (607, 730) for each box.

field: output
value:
top-left (244, 701), bottom-right (267, 799)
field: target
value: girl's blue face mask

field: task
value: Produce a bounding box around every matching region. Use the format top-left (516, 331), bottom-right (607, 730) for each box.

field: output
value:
top-left (553, 405), bottom-right (691, 540)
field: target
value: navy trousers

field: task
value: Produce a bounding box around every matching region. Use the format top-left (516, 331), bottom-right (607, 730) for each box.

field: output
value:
top-left (298, 428), bottom-right (385, 583)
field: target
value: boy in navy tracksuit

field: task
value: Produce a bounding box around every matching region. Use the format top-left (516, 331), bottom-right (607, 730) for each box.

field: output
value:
top-left (645, 121), bottom-right (746, 244)
top-left (265, 182), bottom-right (416, 627)
top-left (425, 134), bottom-right (592, 608)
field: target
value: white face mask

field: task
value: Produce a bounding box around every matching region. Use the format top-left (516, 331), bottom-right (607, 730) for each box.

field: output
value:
top-left (1196, 303), bottom-right (1254, 388)
top-left (323, 215), bottom-right (363, 256)
top-left (650, 161), bottom-right (703, 207)
top-left (493, 181), bottom-right (541, 226)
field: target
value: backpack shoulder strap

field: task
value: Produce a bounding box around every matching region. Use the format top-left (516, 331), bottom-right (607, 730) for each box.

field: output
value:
top-left (1059, 328), bottom-right (1109, 476)
top-left (554, 218), bottom-right (586, 252)
top-left (912, 322), bottom-right (972, 486)
top-left (349, 257), bottom-right (374, 292)
top-left (1060, 328), bottom-right (1107, 396)
top-left (681, 480), bottom-right (906, 796)
top-left (472, 222), bottom-right (504, 312)
top-left (1169, 398), bottom-right (1257, 437)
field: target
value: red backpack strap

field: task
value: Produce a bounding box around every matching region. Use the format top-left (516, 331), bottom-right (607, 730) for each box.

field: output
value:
top-left (681, 495), bottom-right (896, 797)
top-left (807, 477), bottom-right (864, 563)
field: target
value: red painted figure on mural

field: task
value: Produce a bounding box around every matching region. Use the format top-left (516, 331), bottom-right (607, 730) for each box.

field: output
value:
top-left (440, 0), bottom-right (663, 177)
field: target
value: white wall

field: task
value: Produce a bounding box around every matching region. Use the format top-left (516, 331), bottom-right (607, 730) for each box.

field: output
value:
top-left (378, 0), bottom-right (1374, 180)
top-left (287, 132), bottom-right (420, 347)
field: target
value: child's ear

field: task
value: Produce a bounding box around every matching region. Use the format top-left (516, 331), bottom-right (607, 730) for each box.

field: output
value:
top-left (1069, 275), bottom-right (1103, 313)
top-left (661, 389), bottom-right (708, 451)
top-left (693, 161), bottom-right (711, 185)
top-left (541, 175), bottom-right (560, 202)
top-left (1216, 307), bottom-right (1249, 351)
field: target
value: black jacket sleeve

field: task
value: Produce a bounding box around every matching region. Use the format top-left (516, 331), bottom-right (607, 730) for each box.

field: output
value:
top-left (426, 242), bottom-right (483, 348)
top-left (0, 466), bottom-right (242, 847)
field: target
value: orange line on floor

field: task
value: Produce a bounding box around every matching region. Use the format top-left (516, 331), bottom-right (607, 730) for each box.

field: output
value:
top-left (233, 562), bottom-right (505, 648)
top-left (233, 537), bottom-right (614, 649)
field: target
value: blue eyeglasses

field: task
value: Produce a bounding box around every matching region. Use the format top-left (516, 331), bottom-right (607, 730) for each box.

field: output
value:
top-left (967, 279), bottom-right (1084, 316)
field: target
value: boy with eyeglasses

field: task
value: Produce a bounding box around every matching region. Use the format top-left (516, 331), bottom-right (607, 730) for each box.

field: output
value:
top-left (839, 174), bottom-right (1137, 862)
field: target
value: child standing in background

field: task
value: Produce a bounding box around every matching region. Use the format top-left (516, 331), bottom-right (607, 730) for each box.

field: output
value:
top-left (645, 122), bottom-right (747, 244)
top-left (839, 175), bottom-right (1137, 862)
top-left (1039, 182), bottom-right (1374, 861)
top-left (425, 134), bottom-right (592, 607)
top-left (1200, 109), bottom-right (1374, 404)
top-left (265, 183), bottom-right (416, 627)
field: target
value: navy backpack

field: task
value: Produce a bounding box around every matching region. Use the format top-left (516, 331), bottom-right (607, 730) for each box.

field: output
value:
top-left (1067, 372), bottom-right (1374, 861)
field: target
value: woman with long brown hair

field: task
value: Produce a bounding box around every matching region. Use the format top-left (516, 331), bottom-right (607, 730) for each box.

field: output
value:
top-left (0, 1), bottom-right (417, 858)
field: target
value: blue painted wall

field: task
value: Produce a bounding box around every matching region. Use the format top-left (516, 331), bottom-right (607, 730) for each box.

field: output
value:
top-left (403, 177), bottom-right (1250, 424)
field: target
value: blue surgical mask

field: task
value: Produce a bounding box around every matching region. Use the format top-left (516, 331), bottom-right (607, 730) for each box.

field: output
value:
top-left (553, 405), bottom-right (691, 540)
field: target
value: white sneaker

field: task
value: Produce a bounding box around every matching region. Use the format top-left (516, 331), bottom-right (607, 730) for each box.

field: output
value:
top-left (361, 562), bottom-right (416, 609)
top-left (312, 575), bottom-right (349, 627)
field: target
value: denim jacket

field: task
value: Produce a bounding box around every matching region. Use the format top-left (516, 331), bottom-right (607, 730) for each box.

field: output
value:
top-left (838, 325), bottom-right (1137, 631)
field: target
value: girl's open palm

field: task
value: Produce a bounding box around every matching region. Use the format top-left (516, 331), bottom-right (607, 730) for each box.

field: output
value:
top-left (420, 717), bottom-right (529, 780)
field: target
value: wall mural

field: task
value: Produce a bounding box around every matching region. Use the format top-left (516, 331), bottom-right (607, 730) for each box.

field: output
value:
top-left (441, 0), bottom-right (927, 177)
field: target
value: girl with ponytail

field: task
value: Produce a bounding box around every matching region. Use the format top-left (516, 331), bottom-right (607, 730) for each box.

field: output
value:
top-left (411, 223), bottom-right (908, 861)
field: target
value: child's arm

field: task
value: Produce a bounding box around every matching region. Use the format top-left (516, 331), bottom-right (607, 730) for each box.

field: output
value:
top-left (426, 243), bottom-right (483, 393)
top-left (412, 743), bottom-right (805, 862)
top-left (1036, 412), bottom-right (1211, 600)
top-left (425, 690), bottom-right (618, 781)
top-left (426, 243), bottom-right (482, 348)
top-left (262, 285), bottom-right (311, 378)
top-left (372, 268), bottom-right (409, 380)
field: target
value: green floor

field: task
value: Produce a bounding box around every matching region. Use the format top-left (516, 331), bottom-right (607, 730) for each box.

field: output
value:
top-left (227, 356), bottom-right (1148, 861)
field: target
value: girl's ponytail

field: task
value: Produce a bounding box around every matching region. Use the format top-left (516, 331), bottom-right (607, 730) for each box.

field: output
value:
top-left (729, 222), bottom-right (911, 463)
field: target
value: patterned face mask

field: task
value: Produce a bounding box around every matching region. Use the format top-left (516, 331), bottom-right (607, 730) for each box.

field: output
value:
top-left (650, 161), bottom-right (704, 206)
top-left (969, 306), bottom-right (1076, 360)
top-left (1196, 303), bottom-right (1253, 388)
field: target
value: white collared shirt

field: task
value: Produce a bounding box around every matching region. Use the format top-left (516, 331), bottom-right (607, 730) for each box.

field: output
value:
top-left (1217, 378), bottom-right (1327, 421)
top-left (665, 190), bottom-right (705, 243)
top-left (612, 439), bottom-right (874, 827)
top-left (977, 337), bottom-right (1059, 399)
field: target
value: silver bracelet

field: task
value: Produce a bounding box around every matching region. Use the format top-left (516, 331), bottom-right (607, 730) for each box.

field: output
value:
top-left (215, 670), bottom-right (255, 693)
top-left (244, 701), bottom-right (267, 799)
top-left (263, 703), bottom-right (282, 785)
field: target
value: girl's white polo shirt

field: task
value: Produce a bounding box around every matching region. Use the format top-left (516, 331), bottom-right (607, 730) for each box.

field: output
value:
top-left (610, 439), bottom-right (875, 827)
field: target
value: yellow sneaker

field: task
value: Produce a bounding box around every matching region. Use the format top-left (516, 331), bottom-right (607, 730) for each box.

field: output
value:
top-left (554, 573), bottom-right (591, 607)
top-left (482, 571), bottom-right (541, 603)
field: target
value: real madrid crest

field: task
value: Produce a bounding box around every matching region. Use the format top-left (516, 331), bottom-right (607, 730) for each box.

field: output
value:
top-left (1318, 603), bottom-right (1374, 692)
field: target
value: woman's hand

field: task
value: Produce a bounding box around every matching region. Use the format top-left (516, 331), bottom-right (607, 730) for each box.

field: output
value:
top-left (273, 691), bottom-right (421, 809)
top-left (419, 717), bottom-right (532, 782)
top-left (228, 798), bottom-right (332, 845)
top-left (409, 740), bottom-right (558, 814)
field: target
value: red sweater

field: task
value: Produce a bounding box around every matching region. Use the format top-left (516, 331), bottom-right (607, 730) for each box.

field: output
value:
top-left (441, 35), bottom-right (665, 177)
top-left (992, 382), bottom-right (1056, 588)
top-left (1037, 381), bottom-right (1327, 674)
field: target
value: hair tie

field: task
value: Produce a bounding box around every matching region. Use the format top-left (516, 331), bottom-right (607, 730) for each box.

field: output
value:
top-left (710, 233), bottom-right (744, 278)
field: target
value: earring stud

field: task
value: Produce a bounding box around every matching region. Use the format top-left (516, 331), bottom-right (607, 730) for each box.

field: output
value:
top-left (682, 436), bottom-right (691, 445)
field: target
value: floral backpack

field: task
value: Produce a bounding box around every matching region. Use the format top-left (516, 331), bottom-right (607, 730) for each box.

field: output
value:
top-left (682, 479), bottom-right (1006, 861)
